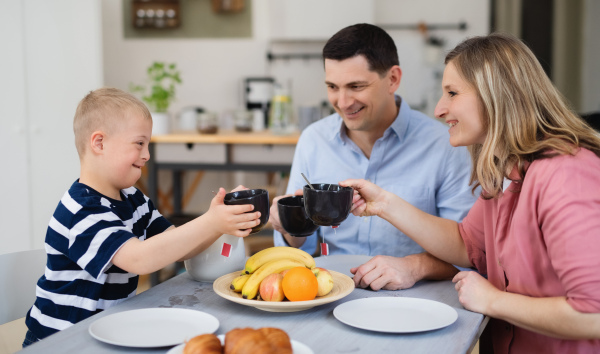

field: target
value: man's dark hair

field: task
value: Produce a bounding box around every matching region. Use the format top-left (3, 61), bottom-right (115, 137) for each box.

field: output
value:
top-left (322, 23), bottom-right (399, 76)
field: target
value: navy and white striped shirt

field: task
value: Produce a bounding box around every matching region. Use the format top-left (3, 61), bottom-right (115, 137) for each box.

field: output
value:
top-left (25, 181), bottom-right (172, 340)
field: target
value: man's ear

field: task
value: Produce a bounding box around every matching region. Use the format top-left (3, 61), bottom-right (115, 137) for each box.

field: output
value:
top-left (90, 131), bottom-right (105, 154)
top-left (388, 65), bottom-right (402, 93)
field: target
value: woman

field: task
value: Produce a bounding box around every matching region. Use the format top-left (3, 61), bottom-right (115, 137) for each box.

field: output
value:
top-left (341, 33), bottom-right (600, 353)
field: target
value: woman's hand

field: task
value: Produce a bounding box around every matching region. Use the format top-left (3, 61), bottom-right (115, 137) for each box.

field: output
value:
top-left (339, 179), bottom-right (389, 217)
top-left (453, 271), bottom-right (501, 315)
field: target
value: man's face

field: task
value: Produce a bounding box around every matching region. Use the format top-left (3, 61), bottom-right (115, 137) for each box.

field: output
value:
top-left (325, 56), bottom-right (398, 133)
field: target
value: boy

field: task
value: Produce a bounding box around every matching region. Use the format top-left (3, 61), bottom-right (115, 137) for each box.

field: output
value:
top-left (23, 88), bottom-right (261, 346)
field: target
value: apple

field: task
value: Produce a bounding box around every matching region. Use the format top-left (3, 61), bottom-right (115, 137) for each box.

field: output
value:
top-left (311, 267), bottom-right (334, 296)
top-left (280, 269), bottom-right (290, 277)
top-left (259, 273), bottom-right (285, 301)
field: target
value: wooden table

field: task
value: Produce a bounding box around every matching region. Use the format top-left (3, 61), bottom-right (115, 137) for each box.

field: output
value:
top-left (19, 255), bottom-right (488, 354)
top-left (147, 130), bottom-right (300, 215)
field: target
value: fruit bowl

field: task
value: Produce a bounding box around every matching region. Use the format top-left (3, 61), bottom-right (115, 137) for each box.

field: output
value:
top-left (213, 270), bottom-right (354, 312)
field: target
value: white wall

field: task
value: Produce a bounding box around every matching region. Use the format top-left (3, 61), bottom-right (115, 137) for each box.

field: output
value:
top-left (0, 0), bottom-right (31, 252)
top-left (0, 0), bottom-right (103, 253)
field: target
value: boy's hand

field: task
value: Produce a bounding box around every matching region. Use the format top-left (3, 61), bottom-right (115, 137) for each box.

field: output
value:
top-left (206, 188), bottom-right (261, 237)
top-left (230, 185), bottom-right (248, 192)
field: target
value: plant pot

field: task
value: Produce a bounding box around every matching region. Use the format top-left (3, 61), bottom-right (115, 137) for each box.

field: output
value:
top-left (151, 112), bottom-right (170, 136)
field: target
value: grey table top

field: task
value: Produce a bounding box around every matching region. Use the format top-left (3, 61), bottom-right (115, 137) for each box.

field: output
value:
top-left (19, 255), bottom-right (487, 354)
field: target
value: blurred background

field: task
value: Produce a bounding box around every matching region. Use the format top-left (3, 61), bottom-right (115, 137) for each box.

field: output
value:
top-left (1, 0), bottom-right (599, 254)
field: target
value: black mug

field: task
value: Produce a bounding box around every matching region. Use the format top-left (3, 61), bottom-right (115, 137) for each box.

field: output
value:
top-left (277, 196), bottom-right (319, 237)
top-left (224, 189), bottom-right (270, 234)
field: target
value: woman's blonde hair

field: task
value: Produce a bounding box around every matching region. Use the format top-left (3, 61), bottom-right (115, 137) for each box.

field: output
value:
top-left (446, 33), bottom-right (600, 199)
top-left (73, 87), bottom-right (151, 158)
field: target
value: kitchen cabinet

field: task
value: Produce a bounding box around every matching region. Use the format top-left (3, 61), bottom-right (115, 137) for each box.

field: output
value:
top-left (267, 0), bottom-right (374, 41)
top-left (0, 0), bottom-right (103, 254)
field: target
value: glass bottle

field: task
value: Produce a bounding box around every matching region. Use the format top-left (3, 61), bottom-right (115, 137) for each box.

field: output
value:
top-left (269, 84), bottom-right (295, 134)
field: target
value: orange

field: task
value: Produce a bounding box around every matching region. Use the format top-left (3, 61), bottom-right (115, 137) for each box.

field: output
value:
top-left (282, 266), bottom-right (318, 301)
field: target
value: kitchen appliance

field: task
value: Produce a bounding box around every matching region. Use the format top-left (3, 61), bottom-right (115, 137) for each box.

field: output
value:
top-left (244, 77), bottom-right (274, 128)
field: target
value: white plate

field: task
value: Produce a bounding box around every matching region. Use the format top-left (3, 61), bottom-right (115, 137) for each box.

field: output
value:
top-left (88, 308), bottom-right (219, 347)
top-left (167, 334), bottom-right (313, 354)
top-left (333, 297), bottom-right (458, 333)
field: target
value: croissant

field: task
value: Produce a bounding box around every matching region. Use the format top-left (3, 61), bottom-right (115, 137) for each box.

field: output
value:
top-left (224, 327), bottom-right (292, 354)
top-left (258, 327), bottom-right (292, 354)
top-left (183, 333), bottom-right (223, 354)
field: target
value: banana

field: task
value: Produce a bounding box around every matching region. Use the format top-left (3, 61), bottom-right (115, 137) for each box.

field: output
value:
top-left (244, 247), bottom-right (315, 274)
top-left (241, 259), bottom-right (306, 299)
top-left (230, 274), bottom-right (251, 292)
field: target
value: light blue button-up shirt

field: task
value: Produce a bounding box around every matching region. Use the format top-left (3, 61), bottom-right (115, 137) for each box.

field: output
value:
top-left (274, 97), bottom-right (477, 257)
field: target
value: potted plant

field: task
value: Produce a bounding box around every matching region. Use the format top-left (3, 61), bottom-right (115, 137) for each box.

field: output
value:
top-left (130, 62), bottom-right (182, 135)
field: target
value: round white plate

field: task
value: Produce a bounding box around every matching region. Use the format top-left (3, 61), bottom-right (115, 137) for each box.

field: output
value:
top-left (333, 297), bottom-right (458, 333)
top-left (167, 334), bottom-right (313, 354)
top-left (88, 308), bottom-right (219, 347)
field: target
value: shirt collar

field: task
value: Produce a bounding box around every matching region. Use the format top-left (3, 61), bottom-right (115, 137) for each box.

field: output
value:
top-left (329, 95), bottom-right (409, 145)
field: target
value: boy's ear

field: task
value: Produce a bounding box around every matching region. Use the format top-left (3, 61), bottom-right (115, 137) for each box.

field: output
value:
top-left (90, 131), bottom-right (105, 154)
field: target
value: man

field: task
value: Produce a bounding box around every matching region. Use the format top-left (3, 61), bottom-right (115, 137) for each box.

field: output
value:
top-left (270, 23), bottom-right (477, 290)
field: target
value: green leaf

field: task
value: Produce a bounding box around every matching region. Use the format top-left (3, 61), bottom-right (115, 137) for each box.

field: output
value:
top-left (129, 61), bottom-right (181, 113)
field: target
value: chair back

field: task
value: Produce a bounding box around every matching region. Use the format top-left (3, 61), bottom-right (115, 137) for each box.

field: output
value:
top-left (0, 249), bottom-right (46, 324)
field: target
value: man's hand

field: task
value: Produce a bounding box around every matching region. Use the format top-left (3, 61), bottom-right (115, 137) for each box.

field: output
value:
top-left (350, 255), bottom-right (419, 290)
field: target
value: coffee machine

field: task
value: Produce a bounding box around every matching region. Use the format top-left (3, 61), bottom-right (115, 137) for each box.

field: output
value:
top-left (244, 77), bottom-right (275, 128)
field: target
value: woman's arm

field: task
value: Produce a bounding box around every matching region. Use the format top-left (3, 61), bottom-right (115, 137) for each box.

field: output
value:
top-left (455, 271), bottom-right (600, 339)
top-left (496, 294), bottom-right (600, 339)
top-left (341, 178), bottom-right (472, 267)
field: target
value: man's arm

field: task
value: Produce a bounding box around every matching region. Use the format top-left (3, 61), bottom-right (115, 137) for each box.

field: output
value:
top-left (436, 145), bottom-right (478, 221)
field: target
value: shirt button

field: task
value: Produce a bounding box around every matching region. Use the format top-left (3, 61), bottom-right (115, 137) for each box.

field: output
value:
top-left (363, 217), bottom-right (369, 223)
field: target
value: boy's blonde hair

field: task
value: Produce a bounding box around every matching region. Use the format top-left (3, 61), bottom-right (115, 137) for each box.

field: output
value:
top-left (445, 33), bottom-right (600, 199)
top-left (73, 87), bottom-right (152, 158)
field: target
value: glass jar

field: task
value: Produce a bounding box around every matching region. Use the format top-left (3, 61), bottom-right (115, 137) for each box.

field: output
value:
top-left (269, 86), bottom-right (296, 134)
top-left (197, 112), bottom-right (219, 134)
top-left (234, 110), bottom-right (253, 132)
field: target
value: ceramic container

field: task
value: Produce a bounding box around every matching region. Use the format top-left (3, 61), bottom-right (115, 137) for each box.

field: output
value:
top-left (184, 234), bottom-right (246, 282)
